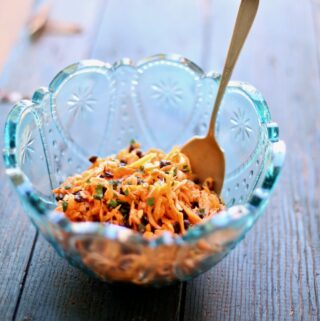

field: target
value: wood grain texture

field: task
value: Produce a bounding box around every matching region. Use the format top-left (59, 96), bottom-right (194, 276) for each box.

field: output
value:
top-left (311, 0), bottom-right (320, 63)
top-left (0, 0), bottom-right (33, 72)
top-left (0, 103), bottom-right (38, 321)
top-left (0, 0), bottom-right (107, 320)
top-left (4, 0), bottom-right (200, 320)
top-left (0, 0), bottom-right (107, 92)
top-left (91, 0), bottom-right (204, 65)
top-left (183, 0), bottom-right (320, 320)
top-left (1, 0), bottom-right (320, 320)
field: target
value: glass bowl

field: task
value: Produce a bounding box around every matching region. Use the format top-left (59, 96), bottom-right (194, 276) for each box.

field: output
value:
top-left (3, 55), bottom-right (285, 286)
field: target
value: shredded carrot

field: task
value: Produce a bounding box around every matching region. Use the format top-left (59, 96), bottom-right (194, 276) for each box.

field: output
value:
top-left (53, 141), bottom-right (224, 238)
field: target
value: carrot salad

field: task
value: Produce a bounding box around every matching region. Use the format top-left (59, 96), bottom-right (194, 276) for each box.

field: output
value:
top-left (53, 141), bottom-right (224, 238)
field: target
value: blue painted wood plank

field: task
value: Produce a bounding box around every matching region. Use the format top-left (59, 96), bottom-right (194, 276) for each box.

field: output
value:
top-left (2, 0), bottom-right (320, 320)
top-left (91, 0), bottom-right (204, 65)
top-left (183, 0), bottom-right (320, 320)
top-left (11, 1), bottom-right (207, 320)
top-left (0, 103), bottom-right (38, 321)
top-left (0, 0), bottom-right (107, 320)
top-left (0, 0), bottom-right (107, 93)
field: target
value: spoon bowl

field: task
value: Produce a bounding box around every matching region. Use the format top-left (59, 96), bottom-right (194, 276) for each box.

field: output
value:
top-left (182, 0), bottom-right (259, 194)
top-left (182, 135), bottom-right (225, 195)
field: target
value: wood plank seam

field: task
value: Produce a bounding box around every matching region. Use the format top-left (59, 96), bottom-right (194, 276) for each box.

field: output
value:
top-left (85, 0), bottom-right (110, 58)
top-left (10, 1), bottom-right (200, 320)
top-left (177, 282), bottom-right (187, 321)
top-left (310, 0), bottom-right (320, 97)
top-left (200, 0), bottom-right (214, 70)
top-left (5, 1), bottom-right (111, 320)
top-left (11, 231), bottom-right (39, 321)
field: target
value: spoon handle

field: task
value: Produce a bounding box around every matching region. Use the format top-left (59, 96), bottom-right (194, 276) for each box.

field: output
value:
top-left (207, 0), bottom-right (259, 137)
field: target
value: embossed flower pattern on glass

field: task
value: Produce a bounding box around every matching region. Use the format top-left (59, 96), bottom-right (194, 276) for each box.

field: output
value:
top-left (151, 79), bottom-right (183, 108)
top-left (4, 57), bottom-right (285, 286)
top-left (20, 124), bottom-right (35, 164)
top-left (230, 108), bottom-right (252, 140)
top-left (67, 86), bottom-right (96, 118)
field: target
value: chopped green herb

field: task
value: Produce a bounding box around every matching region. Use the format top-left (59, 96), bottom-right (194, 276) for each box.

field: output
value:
top-left (138, 223), bottom-right (146, 233)
top-left (118, 201), bottom-right (130, 218)
top-left (64, 185), bottom-right (71, 190)
top-left (147, 197), bottom-right (155, 206)
top-left (183, 165), bottom-right (190, 173)
top-left (124, 188), bottom-right (129, 196)
top-left (130, 139), bottom-right (136, 145)
top-left (173, 167), bottom-right (177, 176)
top-left (108, 180), bottom-right (120, 189)
top-left (62, 201), bottom-right (68, 212)
top-left (199, 208), bottom-right (205, 214)
top-left (139, 165), bottom-right (145, 171)
top-left (109, 199), bottom-right (118, 208)
top-left (86, 178), bottom-right (91, 183)
top-left (93, 184), bottom-right (104, 200)
top-left (165, 170), bottom-right (170, 174)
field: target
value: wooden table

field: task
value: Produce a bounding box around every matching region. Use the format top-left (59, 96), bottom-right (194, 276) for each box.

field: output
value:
top-left (1, 1), bottom-right (320, 320)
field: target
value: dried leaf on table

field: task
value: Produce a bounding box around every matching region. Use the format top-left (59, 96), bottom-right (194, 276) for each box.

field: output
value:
top-left (26, 1), bottom-right (82, 40)
top-left (27, 1), bottom-right (52, 40)
top-left (0, 89), bottom-right (30, 104)
top-left (46, 21), bottom-right (82, 35)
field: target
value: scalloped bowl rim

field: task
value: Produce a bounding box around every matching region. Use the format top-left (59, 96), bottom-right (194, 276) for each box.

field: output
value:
top-left (3, 54), bottom-right (286, 248)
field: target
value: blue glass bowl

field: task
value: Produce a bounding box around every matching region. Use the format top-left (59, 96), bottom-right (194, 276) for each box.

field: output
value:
top-left (3, 55), bottom-right (285, 285)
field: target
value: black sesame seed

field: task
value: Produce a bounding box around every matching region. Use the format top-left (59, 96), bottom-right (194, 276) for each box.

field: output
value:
top-left (160, 160), bottom-right (171, 168)
top-left (182, 210), bottom-right (188, 219)
top-left (173, 222), bottom-right (181, 234)
top-left (89, 156), bottom-right (98, 163)
top-left (74, 193), bottom-right (85, 202)
top-left (193, 178), bottom-right (201, 184)
top-left (119, 160), bottom-right (127, 167)
top-left (92, 215), bottom-right (100, 222)
top-left (137, 177), bottom-right (145, 185)
top-left (104, 171), bottom-right (113, 178)
top-left (184, 219), bottom-right (190, 229)
top-left (136, 150), bottom-right (144, 158)
top-left (55, 193), bottom-right (64, 201)
top-left (191, 201), bottom-right (199, 208)
top-left (141, 215), bottom-right (148, 226)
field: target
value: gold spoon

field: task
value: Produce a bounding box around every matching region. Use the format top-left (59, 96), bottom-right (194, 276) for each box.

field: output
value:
top-left (181, 0), bottom-right (259, 195)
